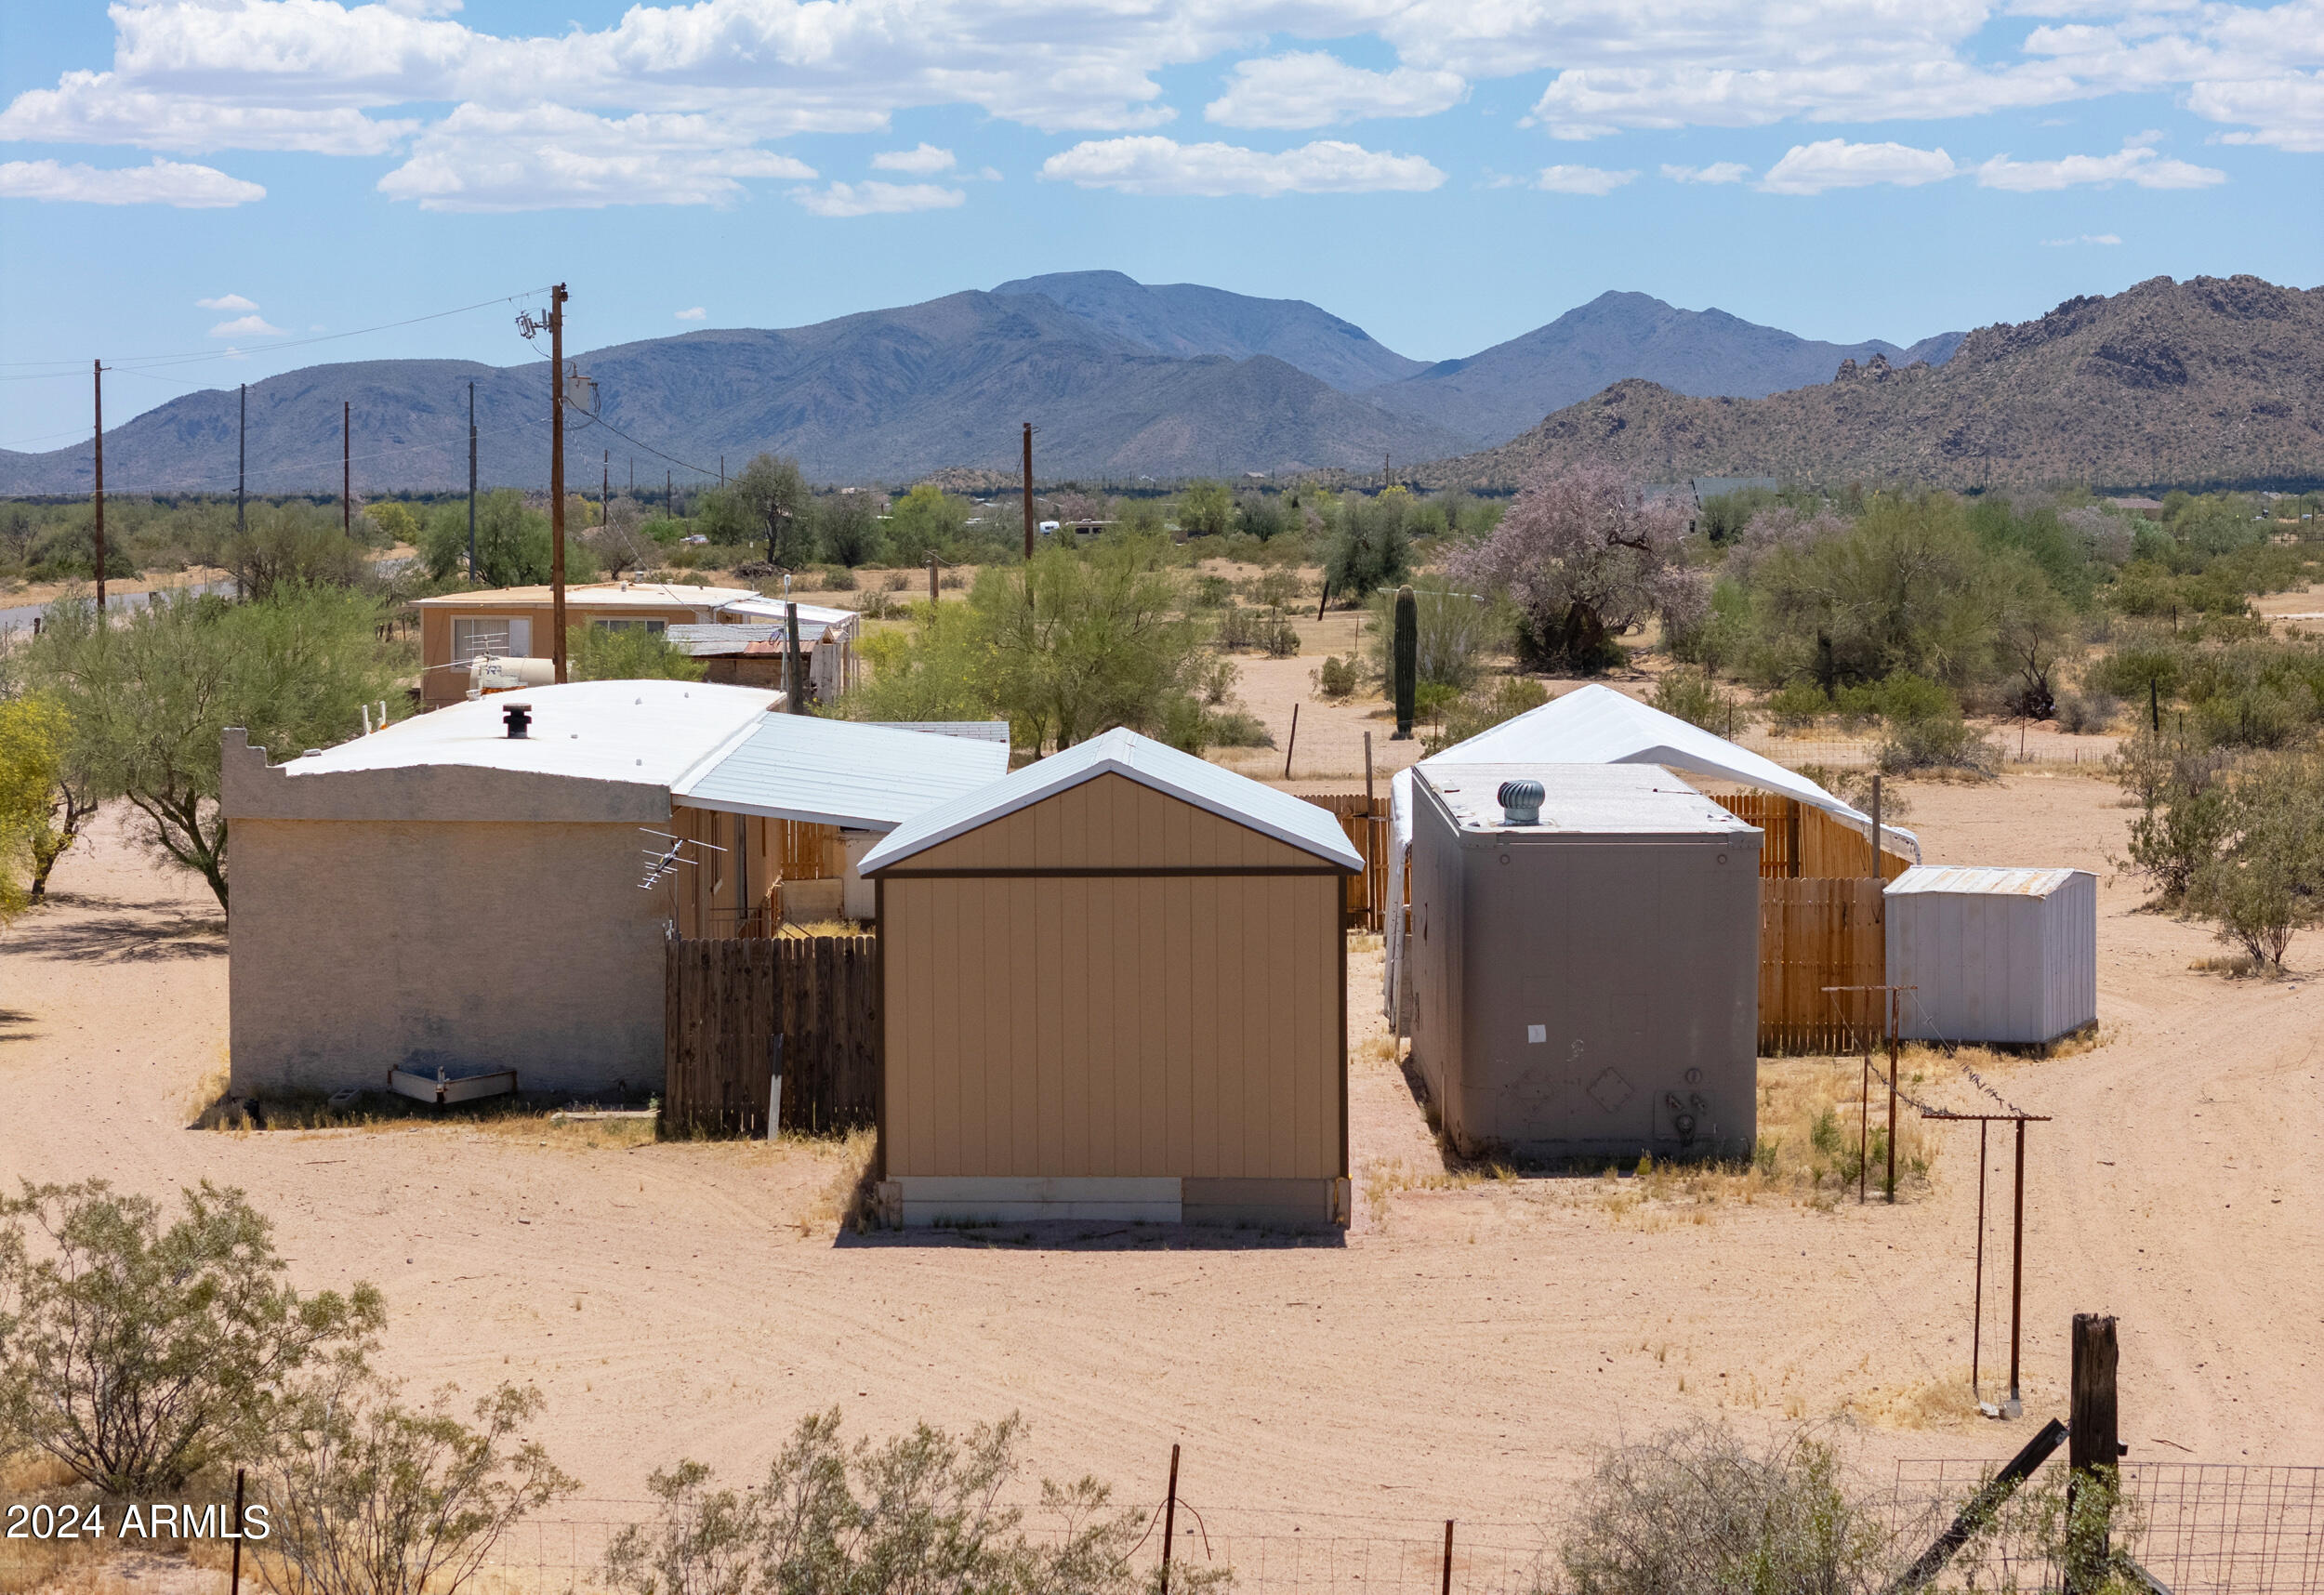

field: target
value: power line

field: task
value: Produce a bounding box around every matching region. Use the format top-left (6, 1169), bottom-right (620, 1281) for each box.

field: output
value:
top-left (0, 286), bottom-right (554, 379)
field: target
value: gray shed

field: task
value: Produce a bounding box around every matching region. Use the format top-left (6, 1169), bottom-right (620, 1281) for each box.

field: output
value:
top-left (1885, 866), bottom-right (2097, 1045)
top-left (1406, 764), bottom-right (1762, 1162)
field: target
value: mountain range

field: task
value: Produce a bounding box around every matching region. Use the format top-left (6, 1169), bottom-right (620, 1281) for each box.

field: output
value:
top-left (0, 276), bottom-right (1963, 494)
top-left (1420, 274), bottom-right (2324, 493)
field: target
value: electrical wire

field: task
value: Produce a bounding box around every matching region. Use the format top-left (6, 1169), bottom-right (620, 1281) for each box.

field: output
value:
top-left (0, 286), bottom-right (554, 377)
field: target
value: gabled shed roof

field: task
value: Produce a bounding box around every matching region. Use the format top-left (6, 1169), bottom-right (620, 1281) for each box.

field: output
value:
top-left (859, 728), bottom-right (1363, 874)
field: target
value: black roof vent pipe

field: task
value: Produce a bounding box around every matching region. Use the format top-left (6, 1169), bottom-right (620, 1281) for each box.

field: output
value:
top-left (502, 703), bottom-right (533, 740)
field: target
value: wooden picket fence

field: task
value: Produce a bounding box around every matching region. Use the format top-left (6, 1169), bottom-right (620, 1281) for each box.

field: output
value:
top-left (1710, 792), bottom-right (1912, 881)
top-left (1759, 877), bottom-right (1885, 1054)
top-left (663, 931), bottom-right (881, 1137)
top-left (1307, 793), bottom-right (1393, 930)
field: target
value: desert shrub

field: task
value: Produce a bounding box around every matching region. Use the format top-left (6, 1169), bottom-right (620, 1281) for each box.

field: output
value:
top-left (1248, 569), bottom-right (1305, 611)
top-left (1423, 678), bottom-right (1549, 755)
top-left (1260, 613), bottom-right (1301, 658)
top-left (2054, 689), bottom-right (2119, 734)
top-left (1313, 655), bottom-right (1359, 700)
top-left (225, 502), bottom-right (370, 599)
top-left (259, 1379), bottom-right (576, 1595)
top-left (1878, 713), bottom-right (2000, 776)
top-left (1216, 604), bottom-right (1259, 652)
top-left (0, 1180), bottom-right (384, 1494)
top-left (2111, 734), bottom-right (2234, 903)
top-left (1192, 573), bottom-right (1234, 609)
top-left (1551, 1424), bottom-right (1892, 1595)
top-left (1764, 680), bottom-right (1829, 732)
top-left (570, 623), bottom-right (707, 684)
top-left (2183, 750), bottom-right (2324, 969)
top-left (1649, 668), bottom-right (1725, 733)
top-left (1201, 708), bottom-right (1274, 748)
top-left (603, 1410), bottom-right (1205, 1595)
top-left (819, 564), bottom-right (858, 590)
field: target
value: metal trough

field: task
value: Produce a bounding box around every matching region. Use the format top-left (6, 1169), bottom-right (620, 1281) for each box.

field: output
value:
top-left (387, 1066), bottom-right (519, 1106)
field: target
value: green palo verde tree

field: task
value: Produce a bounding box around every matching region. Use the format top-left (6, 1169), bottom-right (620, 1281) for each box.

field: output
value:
top-left (0, 1180), bottom-right (385, 1495)
top-left (26, 587), bottom-right (403, 912)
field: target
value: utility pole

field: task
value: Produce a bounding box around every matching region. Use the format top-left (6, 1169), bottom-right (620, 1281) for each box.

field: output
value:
top-left (92, 360), bottom-right (106, 611)
top-left (342, 400), bottom-right (351, 535)
top-left (602, 450), bottom-right (610, 533)
top-left (467, 381), bottom-right (478, 583)
top-left (667, 469), bottom-right (674, 520)
top-left (1022, 422), bottom-right (1035, 561)
top-left (236, 383), bottom-right (246, 538)
top-left (548, 282), bottom-right (568, 684)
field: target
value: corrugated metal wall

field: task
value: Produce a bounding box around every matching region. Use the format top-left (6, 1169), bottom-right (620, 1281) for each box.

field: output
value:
top-left (879, 773), bottom-right (1344, 1181)
top-left (1889, 872), bottom-right (2097, 1045)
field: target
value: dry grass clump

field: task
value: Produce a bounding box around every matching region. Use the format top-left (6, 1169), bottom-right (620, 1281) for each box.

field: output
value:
top-left (1839, 1366), bottom-right (1984, 1430)
top-left (1359, 1154), bottom-right (1516, 1221)
top-left (807, 1126), bottom-right (881, 1233)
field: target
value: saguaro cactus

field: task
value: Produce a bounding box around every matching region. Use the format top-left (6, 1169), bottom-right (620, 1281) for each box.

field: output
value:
top-left (1392, 583), bottom-right (1418, 740)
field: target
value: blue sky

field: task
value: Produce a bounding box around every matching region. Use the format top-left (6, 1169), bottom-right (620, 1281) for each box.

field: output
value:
top-left (2, 0), bottom-right (2318, 452)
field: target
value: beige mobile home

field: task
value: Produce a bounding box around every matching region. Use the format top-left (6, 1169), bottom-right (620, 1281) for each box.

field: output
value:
top-left (859, 730), bottom-right (1363, 1229)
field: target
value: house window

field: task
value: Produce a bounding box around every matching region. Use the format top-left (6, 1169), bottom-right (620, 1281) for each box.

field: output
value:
top-left (595, 618), bottom-right (667, 634)
top-left (452, 615), bottom-right (531, 659)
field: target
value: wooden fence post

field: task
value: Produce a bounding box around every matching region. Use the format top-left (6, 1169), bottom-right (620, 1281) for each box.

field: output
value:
top-left (2066, 1313), bottom-right (2120, 1594)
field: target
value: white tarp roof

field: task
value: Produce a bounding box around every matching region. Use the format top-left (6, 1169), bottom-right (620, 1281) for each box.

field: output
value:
top-left (1418, 683), bottom-right (1882, 829)
top-left (673, 715), bottom-right (1010, 831)
top-left (860, 727), bottom-right (1362, 873)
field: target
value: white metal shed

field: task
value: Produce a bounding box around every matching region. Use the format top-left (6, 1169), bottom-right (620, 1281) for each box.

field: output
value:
top-left (1885, 866), bottom-right (2097, 1046)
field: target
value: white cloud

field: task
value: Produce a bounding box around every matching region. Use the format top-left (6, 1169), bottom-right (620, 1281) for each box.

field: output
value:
top-left (3, 0), bottom-right (2317, 211)
top-left (675, 306), bottom-right (707, 320)
top-left (2191, 71), bottom-right (2324, 152)
top-left (1535, 164), bottom-right (1635, 194)
top-left (0, 71), bottom-right (417, 155)
top-left (1759, 138), bottom-right (1960, 194)
top-left (0, 156), bottom-right (264, 207)
top-left (1662, 161), bottom-right (1750, 183)
top-left (376, 106), bottom-right (815, 211)
top-left (1205, 52), bottom-right (1466, 129)
top-left (1976, 136), bottom-right (2226, 189)
top-left (1040, 137), bottom-right (1445, 196)
top-left (790, 180), bottom-right (965, 216)
top-left (2041, 232), bottom-right (2124, 244)
top-left (197, 292), bottom-right (259, 311)
top-left (870, 143), bottom-right (956, 175)
top-left (208, 312), bottom-right (286, 337)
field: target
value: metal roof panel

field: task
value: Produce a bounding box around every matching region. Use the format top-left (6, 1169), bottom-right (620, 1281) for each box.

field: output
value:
top-left (672, 714), bottom-right (1010, 831)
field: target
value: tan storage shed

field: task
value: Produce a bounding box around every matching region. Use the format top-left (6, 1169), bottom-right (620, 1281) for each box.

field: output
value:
top-left (858, 729), bottom-right (1364, 1229)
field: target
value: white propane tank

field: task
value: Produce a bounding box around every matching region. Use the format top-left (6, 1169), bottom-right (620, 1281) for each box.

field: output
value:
top-left (467, 656), bottom-right (558, 698)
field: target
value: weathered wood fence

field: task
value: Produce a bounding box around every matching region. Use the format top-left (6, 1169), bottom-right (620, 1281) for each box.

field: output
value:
top-left (1710, 792), bottom-right (1912, 881)
top-left (663, 932), bottom-right (881, 1137)
top-left (1307, 793), bottom-right (1392, 930)
top-left (1759, 877), bottom-right (1885, 1054)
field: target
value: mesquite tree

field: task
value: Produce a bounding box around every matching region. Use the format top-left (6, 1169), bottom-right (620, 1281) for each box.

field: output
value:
top-left (1447, 459), bottom-right (1697, 672)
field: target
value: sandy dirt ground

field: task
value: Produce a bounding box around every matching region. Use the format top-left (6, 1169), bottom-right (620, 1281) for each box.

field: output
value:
top-left (4, 784), bottom-right (2319, 1548)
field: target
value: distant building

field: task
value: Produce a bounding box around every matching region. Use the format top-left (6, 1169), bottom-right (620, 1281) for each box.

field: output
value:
top-left (411, 583), bottom-right (857, 709)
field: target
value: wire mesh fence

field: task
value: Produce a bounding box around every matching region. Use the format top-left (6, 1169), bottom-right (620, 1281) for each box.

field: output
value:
top-left (7, 1458), bottom-right (2317, 1595)
top-left (1890, 1458), bottom-right (2324, 1594)
top-left (1734, 729), bottom-right (2122, 771)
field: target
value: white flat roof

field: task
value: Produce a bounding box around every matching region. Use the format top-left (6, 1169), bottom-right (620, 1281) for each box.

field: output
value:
top-left (279, 680), bottom-right (780, 787)
top-left (413, 585), bottom-right (858, 633)
top-left (1420, 763), bottom-right (1759, 837)
top-left (860, 727), bottom-right (1363, 873)
top-left (673, 715), bottom-right (1010, 830)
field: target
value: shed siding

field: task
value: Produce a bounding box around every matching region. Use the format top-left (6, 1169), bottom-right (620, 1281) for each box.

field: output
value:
top-left (229, 817), bottom-right (669, 1095)
top-left (882, 872), bottom-right (1338, 1180)
top-left (902, 772), bottom-right (1323, 874)
top-left (1888, 870), bottom-right (2096, 1045)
